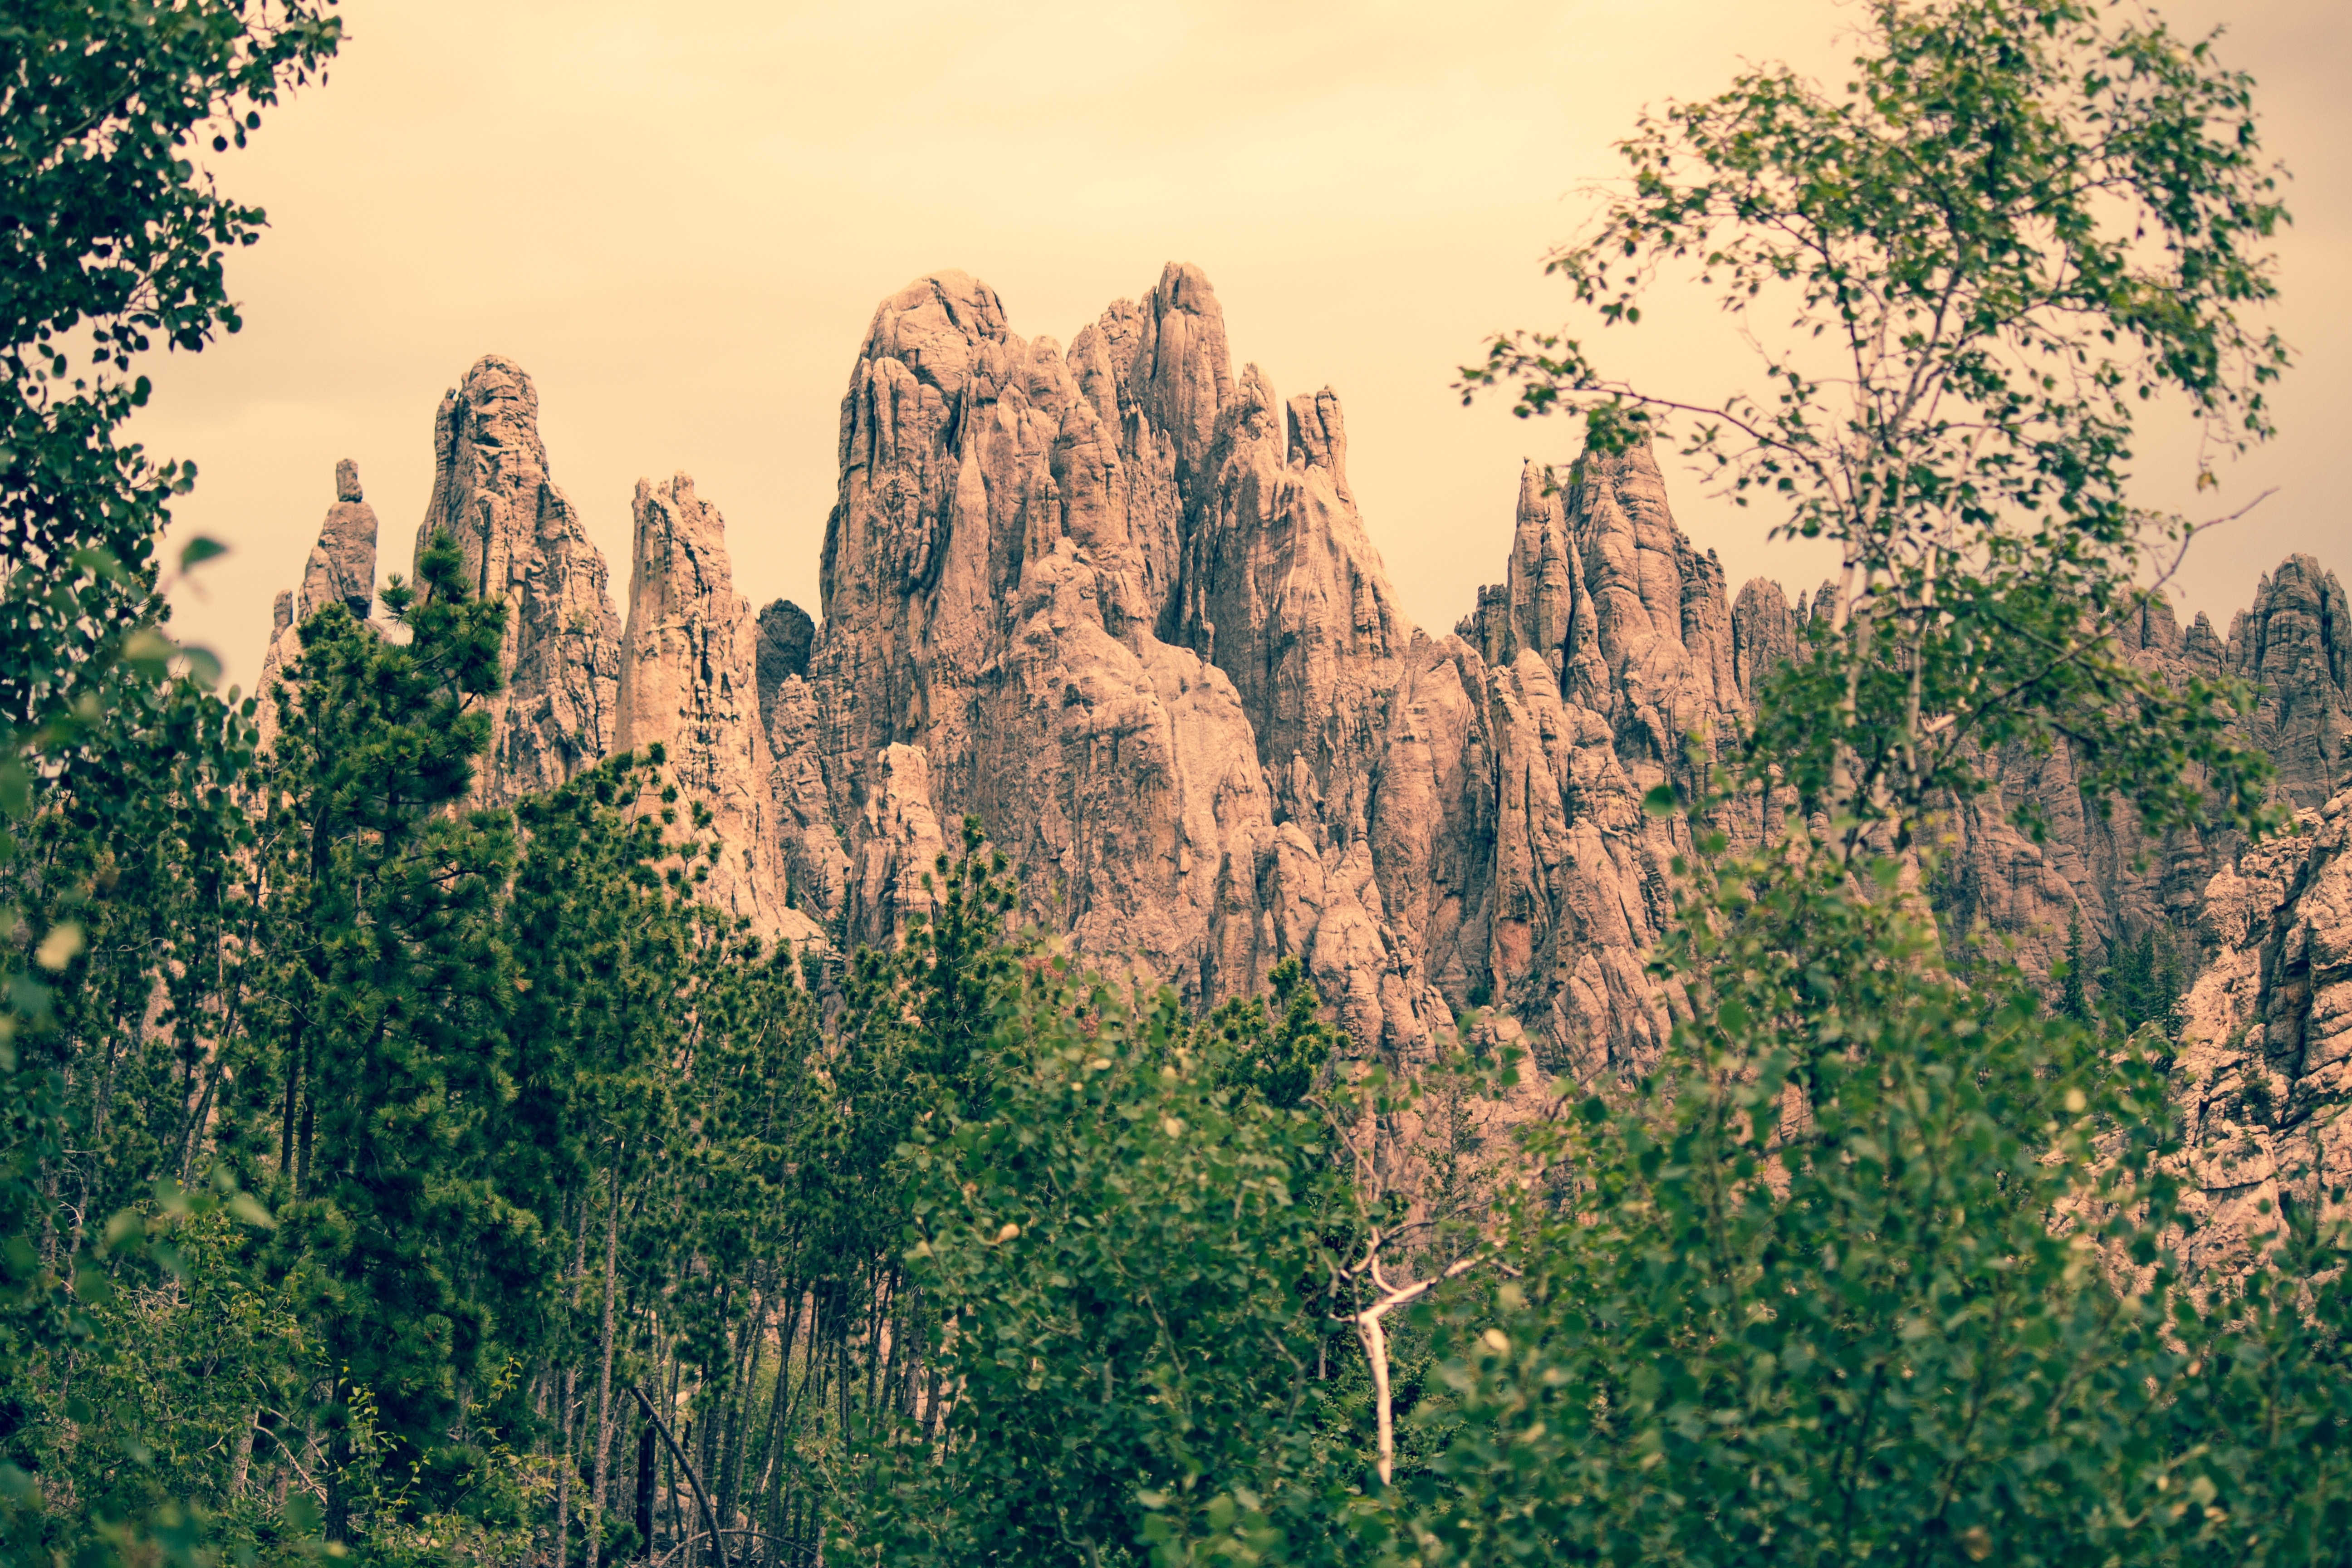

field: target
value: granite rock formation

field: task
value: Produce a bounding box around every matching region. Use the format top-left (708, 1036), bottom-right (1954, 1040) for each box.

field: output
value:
top-left (1925, 561), bottom-right (2352, 979)
top-left (614, 473), bottom-right (819, 946)
top-left (415, 355), bottom-right (623, 804)
top-left (255, 267), bottom-right (2352, 1088)
top-left (255, 459), bottom-right (382, 750)
top-left (799, 269), bottom-right (1294, 1010)
top-left (2175, 791), bottom-right (2352, 1267)
top-left (303, 458), bottom-right (378, 622)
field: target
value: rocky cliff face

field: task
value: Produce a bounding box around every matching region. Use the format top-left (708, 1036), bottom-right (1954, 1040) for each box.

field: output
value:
top-left (415, 355), bottom-right (623, 804)
top-left (1921, 562), bottom-right (2352, 981)
top-left (2175, 791), bottom-right (2352, 1266)
top-left (614, 473), bottom-right (821, 946)
top-left (257, 267), bottom-right (2352, 1087)
top-left (774, 267), bottom-right (1736, 1064)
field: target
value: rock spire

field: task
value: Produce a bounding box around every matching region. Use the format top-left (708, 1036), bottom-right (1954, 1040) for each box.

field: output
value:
top-left (255, 458), bottom-right (383, 751)
top-left (614, 472), bottom-right (816, 945)
top-left (255, 272), bottom-right (2352, 1087)
top-left (415, 355), bottom-right (622, 804)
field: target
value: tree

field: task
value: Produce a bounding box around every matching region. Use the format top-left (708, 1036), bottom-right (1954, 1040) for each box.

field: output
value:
top-left (2101, 921), bottom-right (2188, 1039)
top-left (255, 536), bottom-right (530, 1544)
top-left (1, 4), bottom-right (342, 1559)
top-left (1390, 6), bottom-right (2352, 1562)
top-left (0, 0), bottom-right (342, 749)
top-left (848, 910), bottom-right (1360, 1567)
top-left (1398, 824), bottom-right (2352, 1566)
top-left (2058, 910), bottom-right (2093, 1024)
top-left (1464, 0), bottom-right (2283, 857)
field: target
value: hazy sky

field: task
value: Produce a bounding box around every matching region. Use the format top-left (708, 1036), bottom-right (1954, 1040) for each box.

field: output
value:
top-left (144, 0), bottom-right (2349, 694)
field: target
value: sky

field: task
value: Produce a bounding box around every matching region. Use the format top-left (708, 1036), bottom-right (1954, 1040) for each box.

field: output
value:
top-left (143, 0), bottom-right (2351, 695)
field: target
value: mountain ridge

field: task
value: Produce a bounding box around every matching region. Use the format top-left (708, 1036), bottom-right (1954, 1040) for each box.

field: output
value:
top-left (255, 264), bottom-right (2352, 1084)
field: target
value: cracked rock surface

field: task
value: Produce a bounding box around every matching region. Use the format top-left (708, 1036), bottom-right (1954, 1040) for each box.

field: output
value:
top-left (258, 271), bottom-right (2352, 1092)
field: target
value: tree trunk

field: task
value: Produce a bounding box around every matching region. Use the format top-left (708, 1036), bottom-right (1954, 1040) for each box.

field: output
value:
top-left (554, 1364), bottom-right (577, 1568)
top-left (634, 1421), bottom-right (657, 1560)
top-left (586, 1162), bottom-right (623, 1568)
top-left (323, 1424), bottom-right (352, 1545)
top-left (229, 1409), bottom-right (255, 1497)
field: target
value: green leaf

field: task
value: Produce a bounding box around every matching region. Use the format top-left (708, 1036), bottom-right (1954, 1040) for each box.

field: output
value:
top-left (178, 534), bottom-right (230, 570)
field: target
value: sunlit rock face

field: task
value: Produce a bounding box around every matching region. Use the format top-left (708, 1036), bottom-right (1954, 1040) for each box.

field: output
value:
top-left (256, 272), bottom-right (2352, 1084)
top-left (414, 355), bottom-right (623, 804)
top-left (256, 459), bottom-right (383, 752)
top-left (804, 268), bottom-right (1292, 1027)
top-left (614, 472), bottom-right (824, 948)
top-left (784, 270), bottom-right (1798, 1068)
top-left (2175, 790), bottom-right (2352, 1268)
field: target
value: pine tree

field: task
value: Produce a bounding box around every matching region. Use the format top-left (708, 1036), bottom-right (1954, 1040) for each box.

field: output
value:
top-left (2058, 912), bottom-right (2093, 1025)
top-left (258, 533), bottom-right (526, 1538)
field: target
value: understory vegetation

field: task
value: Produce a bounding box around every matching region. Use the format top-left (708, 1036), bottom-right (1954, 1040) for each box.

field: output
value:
top-left (4, 2), bottom-right (2347, 1565)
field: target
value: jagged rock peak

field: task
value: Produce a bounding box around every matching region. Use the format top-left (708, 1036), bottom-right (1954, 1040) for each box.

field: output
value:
top-left (299, 458), bottom-right (377, 624)
top-left (2227, 554), bottom-right (2352, 809)
top-left (1073, 261), bottom-right (1235, 477)
top-left (849, 271), bottom-right (1013, 407)
top-left (616, 473), bottom-right (808, 942)
top-left (416, 354), bottom-right (622, 804)
top-left (802, 262), bottom-right (1456, 1056)
top-left (1731, 577), bottom-right (1799, 708)
top-left (257, 460), bottom-right (383, 751)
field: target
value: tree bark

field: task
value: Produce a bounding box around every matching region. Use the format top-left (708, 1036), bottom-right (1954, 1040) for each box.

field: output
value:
top-left (634, 1421), bottom-right (657, 1560)
top-left (586, 1161), bottom-right (624, 1568)
top-left (630, 1384), bottom-right (729, 1568)
top-left (230, 1409), bottom-right (255, 1498)
top-left (554, 1364), bottom-right (577, 1568)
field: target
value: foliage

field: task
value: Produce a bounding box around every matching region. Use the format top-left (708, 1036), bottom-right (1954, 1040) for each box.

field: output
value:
top-left (1201, 956), bottom-right (1341, 1114)
top-left (2101, 921), bottom-right (2189, 1040)
top-left (847, 885), bottom-right (1360, 1568)
top-left (0, 0), bottom-right (342, 744)
top-left (1462, 0), bottom-right (2285, 855)
top-left (250, 537), bottom-right (535, 1539)
top-left (7, 5), bottom-right (2348, 1568)
top-left (1392, 819), bottom-right (2352, 1565)
top-left (1, 3), bottom-right (342, 1562)
top-left (2059, 910), bottom-right (2094, 1024)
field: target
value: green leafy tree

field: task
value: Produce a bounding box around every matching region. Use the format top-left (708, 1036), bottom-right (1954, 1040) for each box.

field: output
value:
top-left (1, 3), bottom-right (342, 1559)
top-left (1392, 5), bottom-right (2352, 1563)
top-left (1464, 0), bottom-right (2283, 856)
top-left (1201, 956), bottom-right (1341, 1113)
top-left (2058, 910), bottom-right (2093, 1024)
top-left (849, 945), bottom-right (1359, 1568)
top-left (2102, 921), bottom-right (2189, 1040)
top-left (0, 0), bottom-right (341, 748)
top-left (1397, 823), bottom-right (2352, 1566)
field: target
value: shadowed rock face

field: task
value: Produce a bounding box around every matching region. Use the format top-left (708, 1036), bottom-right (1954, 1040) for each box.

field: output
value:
top-left (259, 270), bottom-right (2349, 1086)
top-left (754, 599), bottom-right (814, 721)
